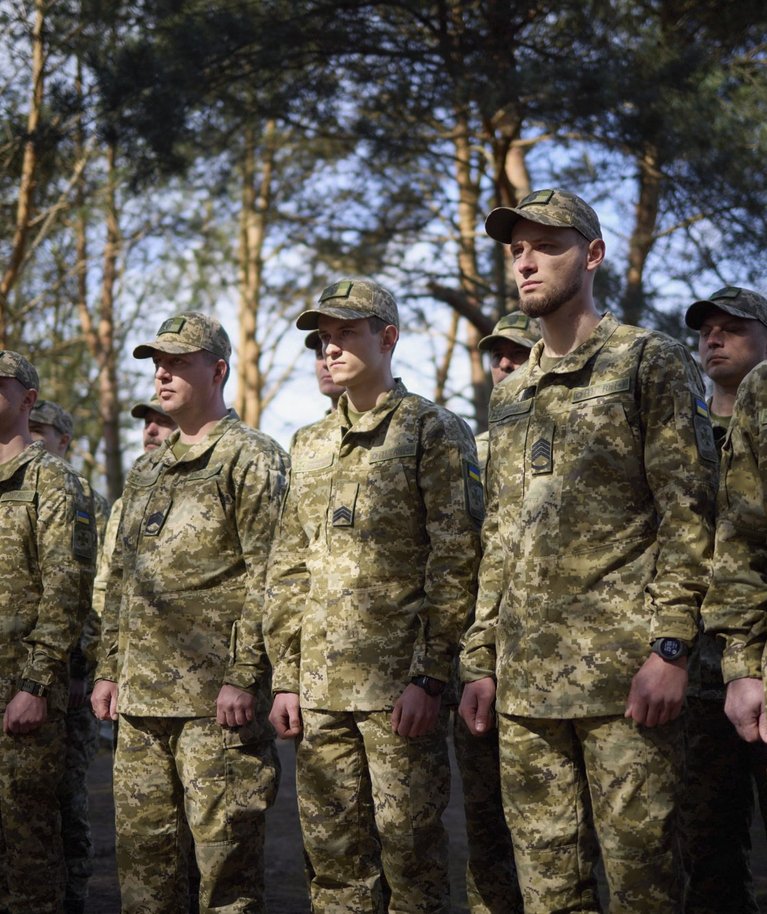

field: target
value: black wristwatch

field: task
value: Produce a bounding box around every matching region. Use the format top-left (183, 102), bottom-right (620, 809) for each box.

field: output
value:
top-left (410, 675), bottom-right (446, 697)
top-left (650, 638), bottom-right (688, 662)
top-left (19, 678), bottom-right (48, 697)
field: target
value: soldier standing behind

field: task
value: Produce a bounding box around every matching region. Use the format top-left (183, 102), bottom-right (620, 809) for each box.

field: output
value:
top-left (305, 328), bottom-right (345, 410)
top-left (91, 312), bottom-right (288, 914)
top-left (460, 190), bottom-right (717, 912)
top-left (29, 399), bottom-right (109, 914)
top-left (266, 279), bottom-right (482, 914)
top-left (682, 287), bottom-right (767, 914)
top-left (0, 352), bottom-right (96, 914)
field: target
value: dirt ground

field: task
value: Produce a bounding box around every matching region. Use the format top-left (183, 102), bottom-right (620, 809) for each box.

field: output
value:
top-left (85, 725), bottom-right (767, 913)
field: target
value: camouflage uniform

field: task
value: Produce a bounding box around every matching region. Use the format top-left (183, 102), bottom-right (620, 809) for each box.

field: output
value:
top-left (0, 439), bottom-right (96, 914)
top-left (266, 379), bottom-right (482, 914)
top-left (96, 411), bottom-right (287, 914)
top-left (461, 312), bottom-right (717, 913)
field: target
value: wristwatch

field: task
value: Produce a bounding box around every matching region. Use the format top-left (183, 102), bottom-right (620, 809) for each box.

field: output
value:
top-left (19, 678), bottom-right (48, 697)
top-left (650, 638), bottom-right (688, 662)
top-left (410, 675), bottom-right (446, 697)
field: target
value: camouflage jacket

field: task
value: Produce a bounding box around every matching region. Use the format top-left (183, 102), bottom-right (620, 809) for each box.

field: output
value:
top-left (82, 494), bottom-right (122, 671)
top-left (0, 441), bottom-right (96, 716)
top-left (461, 313), bottom-right (718, 717)
top-left (265, 380), bottom-right (482, 711)
top-left (96, 411), bottom-right (288, 728)
top-left (701, 363), bottom-right (767, 683)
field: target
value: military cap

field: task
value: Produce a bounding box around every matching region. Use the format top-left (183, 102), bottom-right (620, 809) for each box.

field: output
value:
top-left (29, 399), bottom-right (74, 436)
top-left (304, 329), bottom-right (321, 351)
top-left (478, 311), bottom-right (541, 352)
top-left (485, 189), bottom-right (602, 245)
top-left (296, 279), bottom-right (399, 330)
top-left (685, 286), bottom-right (767, 331)
top-left (0, 350), bottom-right (39, 390)
top-left (130, 393), bottom-right (172, 420)
top-left (133, 311), bottom-right (231, 361)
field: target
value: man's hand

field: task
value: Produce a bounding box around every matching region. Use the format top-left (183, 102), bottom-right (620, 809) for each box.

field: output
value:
top-left (4, 691), bottom-right (47, 735)
top-left (69, 677), bottom-right (89, 710)
top-left (269, 692), bottom-right (302, 739)
top-left (725, 677), bottom-right (767, 743)
top-left (391, 684), bottom-right (441, 738)
top-left (624, 653), bottom-right (687, 727)
top-left (458, 677), bottom-right (496, 736)
top-left (91, 679), bottom-right (119, 721)
top-left (216, 684), bottom-right (255, 729)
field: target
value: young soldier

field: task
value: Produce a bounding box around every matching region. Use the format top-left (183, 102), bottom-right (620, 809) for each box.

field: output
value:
top-left (683, 287), bottom-right (767, 914)
top-left (0, 353), bottom-right (96, 914)
top-left (452, 310), bottom-right (540, 914)
top-left (91, 312), bottom-right (288, 914)
top-left (29, 399), bottom-right (109, 914)
top-left (460, 190), bottom-right (717, 912)
top-left (266, 279), bottom-right (482, 914)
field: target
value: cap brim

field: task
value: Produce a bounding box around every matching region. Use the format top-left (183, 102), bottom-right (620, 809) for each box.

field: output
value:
top-left (685, 300), bottom-right (757, 330)
top-left (133, 340), bottom-right (203, 359)
top-left (296, 306), bottom-right (377, 330)
top-left (485, 207), bottom-right (521, 244)
top-left (478, 331), bottom-right (536, 352)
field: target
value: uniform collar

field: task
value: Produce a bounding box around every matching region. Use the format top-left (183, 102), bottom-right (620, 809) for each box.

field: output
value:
top-left (156, 408), bottom-right (240, 466)
top-left (335, 379), bottom-right (408, 436)
top-left (525, 312), bottom-right (619, 381)
top-left (0, 439), bottom-right (44, 483)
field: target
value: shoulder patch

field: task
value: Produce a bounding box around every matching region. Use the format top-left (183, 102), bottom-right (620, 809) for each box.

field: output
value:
top-left (692, 395), bottom-right (718, 464)
top-left (72, 507), bottom-right (96, 562)
top-left (464, 459), bottom-right (484, 523)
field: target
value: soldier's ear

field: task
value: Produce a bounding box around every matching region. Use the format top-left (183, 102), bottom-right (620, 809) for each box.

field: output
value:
top-left (21, 387), bottom-right (37, 413)
top-left (586, 239), bottom-right (605, 273)
top-left (381, 325), bottom-right (398, 353)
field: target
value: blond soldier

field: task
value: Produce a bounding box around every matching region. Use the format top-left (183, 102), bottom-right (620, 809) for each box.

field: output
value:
top-left (91, 313), bottom-right (287, 914)
top-left (682, 287), bottom-right (767, 914)
top-left (0, 353), bottom-right (96, 914)
top-left (266, 279), bottom-right (482, 914)
top-left (29, 399), bottom-right (109, 914)
top-left (460, 190), bottom-right (717, 912)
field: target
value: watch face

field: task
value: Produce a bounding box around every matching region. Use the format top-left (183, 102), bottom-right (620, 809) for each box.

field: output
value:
top-left (659, 638), bottom-right (682, 660)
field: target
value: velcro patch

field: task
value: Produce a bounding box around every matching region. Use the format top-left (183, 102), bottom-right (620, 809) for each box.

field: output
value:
top-left (464, 460), bottom-right (484, 522)
top-left (331, 482), bottom-right (358, 527)
top-left (158, 317), bottom-right (186, 335)
top-left (692, 395), bottom-right (717, 463)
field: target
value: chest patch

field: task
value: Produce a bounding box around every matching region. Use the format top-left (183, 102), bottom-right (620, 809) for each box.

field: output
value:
top-left (331, 482), bottom-right (359, 527)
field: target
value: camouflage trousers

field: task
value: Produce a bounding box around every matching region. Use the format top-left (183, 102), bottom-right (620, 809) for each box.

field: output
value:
top-left (452, 710), bottom-right (522, 914)
top-left (297, 707), bottom-right (451, 914)
top-left (57, 703), bottom-right (100, 904)
top-left (114, 714), bottom-right (280, 914)
top-left (498, 712), bottom-right (685, 914)
top-left (0, 717), bottom-right (66, 914)
top-left (682, 697), bottom-right (758, 913)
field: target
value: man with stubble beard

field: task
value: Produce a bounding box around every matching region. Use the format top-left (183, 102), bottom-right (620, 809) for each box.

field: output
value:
top-left (459, 190), bottom-right (718, 913)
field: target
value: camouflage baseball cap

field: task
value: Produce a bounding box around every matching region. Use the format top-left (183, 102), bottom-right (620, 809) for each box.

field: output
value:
top-left (296, 279), bottom-right (399, 330)
top-left (130, 393), bottom-right (172, 420)
top-left (485, 189), bottom-right (602, 244)
top-left (478, 311), bottom-right (541, 352)
top-left (0, 350), bottom-right (39, 390)
top-left (304, 329), bottom-right (321, 352)
top-left (133, 311), bottom-right (232, 361)
top-left (685, 286), bottom-right (767, 330)
top-left (29, 399), bottom-right (73, 436)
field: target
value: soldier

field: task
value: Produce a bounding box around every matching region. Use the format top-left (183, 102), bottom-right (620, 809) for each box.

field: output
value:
top-left (0, 352), bottom-right (96, 914)
top-left (682, 287), bottom-right (767, 913)
top-left (305, 328), bottom-right (345, 410)
top-left (131, 392), bottom-right (179, 451)
top-left (460, 189), bottom-right (717, 912)
top-left (91, 312), bottom-right (288, 914)
top-left (265, 278), bottom-right (482, 914)
top-left (29, 399), bottom-right (109, 914)
top-left (450, 310), bottom-right (540, 914)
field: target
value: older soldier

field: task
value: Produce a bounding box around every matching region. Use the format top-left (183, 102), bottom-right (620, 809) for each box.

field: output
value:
top-left (29, 399), bottom-right (109, 914)
top-left (266, 279), bottom-right (482, 914)
top-left (0, 353), bottom-right (96, 914)
top-left (131, 392), bottom-right (179, 451)
top-left (91, 312), bottom-right (288, 914)
top-left (460, 190), bottom-right (717, 912)
top-left (683, 287), bottom-right (767, 914)
top-left (306, 328), bottom-right (345, 410)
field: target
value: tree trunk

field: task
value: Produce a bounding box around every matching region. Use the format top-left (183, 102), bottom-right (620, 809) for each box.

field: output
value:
top-left (623, 145), bottom-right (661, 326)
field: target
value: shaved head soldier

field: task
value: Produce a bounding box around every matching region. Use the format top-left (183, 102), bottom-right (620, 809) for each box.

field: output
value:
top-left (460, 190), bottom-right (717, 912)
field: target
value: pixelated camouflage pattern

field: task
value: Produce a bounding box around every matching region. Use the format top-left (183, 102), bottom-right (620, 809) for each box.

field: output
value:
top-left (265, 380), bottom-right (482, 710)
top-left (0, 441), bottom-right (96, 715)
top-left (485, 189), bottom-right (602, 245)
top-left (682, 697), bottom-right (758, 913)
top-left (461, 314), bottom-right (717, 717)
top-left (81, 493), bottom-right (119, 670)
top-left (96, 411), bottom-right (288, 723)
top-left (499, 712), bottom-right (685, 913)
top-left (474, 430), bottom-right (489, 473)
top-left (702, 361), bottom-right (767, 683)
top-left (0, 718), bottom-right (66, 913)
top-left (298, 708), bottom-right (450, 914)
top-left (114, 713), bottom-right (279, 914)
top-left (453, 712), bottom-right (522, 914)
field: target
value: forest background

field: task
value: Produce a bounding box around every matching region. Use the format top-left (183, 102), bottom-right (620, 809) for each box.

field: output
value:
top-left (2, 0), bottom-right (766, 499)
